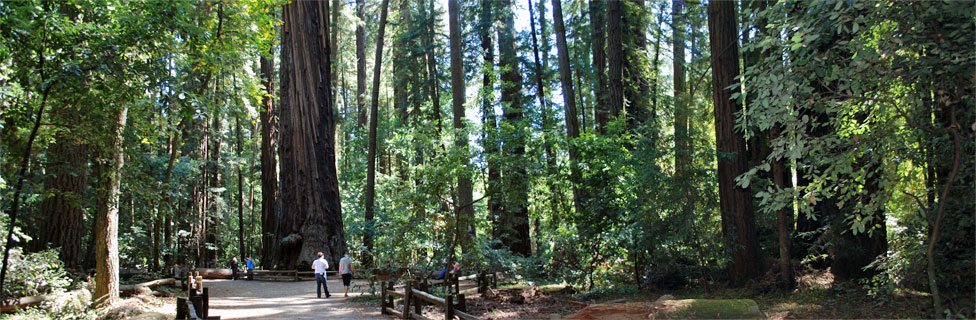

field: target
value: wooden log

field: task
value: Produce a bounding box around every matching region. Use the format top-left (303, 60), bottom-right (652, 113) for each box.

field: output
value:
top-left (0, 294), bottom-right (50, 313)
top-left (388, 290), bottom-right (406, 298)
top-left (194, 268), bottom-right (233, 279)
top-left (121, 278), bottom-right (178, 296)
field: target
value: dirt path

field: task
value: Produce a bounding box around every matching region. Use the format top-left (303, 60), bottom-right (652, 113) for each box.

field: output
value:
top-left (203, 278), bottom-right (387, 319)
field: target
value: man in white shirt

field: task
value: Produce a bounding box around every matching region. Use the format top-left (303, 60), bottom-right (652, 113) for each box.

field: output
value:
top-left (338, 253), bottom-right (355, 297)
top-left (312, 252), bottom-right (331, 298)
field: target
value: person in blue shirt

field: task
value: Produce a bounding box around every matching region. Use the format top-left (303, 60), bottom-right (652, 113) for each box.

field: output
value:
top-left (245, 257), bottom-right (254, 280)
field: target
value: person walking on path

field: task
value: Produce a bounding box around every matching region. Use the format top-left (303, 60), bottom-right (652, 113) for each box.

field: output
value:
top-left (245, 257), bottom-right (254, 280)
top-left (231, 257), bottom-right (240, 280)
top-left (339, 253), bottom-right (355, 297)
top-left (312, 252), bottom-right (331, 298)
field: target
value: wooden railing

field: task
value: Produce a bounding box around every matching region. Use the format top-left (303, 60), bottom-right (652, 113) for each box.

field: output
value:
top-left (382, 279), bottom-right (479, 320)
top-left (380, 272), bottom-right (496, 320)
top-left (177, 287), bottom-right (220, 319)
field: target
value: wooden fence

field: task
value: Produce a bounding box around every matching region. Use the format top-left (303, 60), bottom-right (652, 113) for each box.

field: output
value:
top-left (380, 272), bottom-right (497, 320)
top-left (176, 287), bottom-right (219, 320)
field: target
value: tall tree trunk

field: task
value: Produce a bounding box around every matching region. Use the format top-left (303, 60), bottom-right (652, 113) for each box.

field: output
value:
top-left (529, 0), bottom-right (558, 223)
top-left (588, 0), bottom-right (608, 134)
top-left (95, 105), bottom-right (128, 306)
top-left (622, 0), bottom-right (650, 128)
top-left (672, 0), bottom-right (688, 174)
top-left (496, 0), bottom-right (531, 257)
top-left (425, 0), bottom-right (443, 135)
top-left (707, 0), bottom-right (759, 287)
top-left (356, 0), bottom-right (367, 129)
top-left (364, 0), bottom-right (391, 270)
top-left (448, 0), bottom-right (474, 249)
top-left (37, 128), bottom-right (88, 269)
top-left (277, 0), bottom-right (347, 269)
top-left (480, 0), bottom-right (502, 243)
top-left (236, 115), bottom-right (246, 261)
top-left (259, 50), bottom-right (278, 270)
top-left (552, 0), bottom-right (583, 217)
top-left (606, 0), bottom-right (623, 120)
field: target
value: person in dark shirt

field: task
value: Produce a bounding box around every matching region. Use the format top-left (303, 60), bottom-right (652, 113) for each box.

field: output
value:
top-left (231, 257), bottom-right (240, 280)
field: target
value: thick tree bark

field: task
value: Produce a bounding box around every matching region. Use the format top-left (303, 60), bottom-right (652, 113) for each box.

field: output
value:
top-left (480, 0), bottom-right (502, 242)
top-left (588, 0), bottom-right (608, 134)
top-left (707, 0), bottom-right (760, 287)
top-left (496, 0), bottom-right (531, 257)
top-left (356, 0), bottom-right (367, 129)
top-left (448, 0), bottom-right (474, 249)
top-left (364, 0), bottom-right (391, 270)
top-left (259, 51), bottom-right (278, 270)
top-left (606, 0), bottom-right (623, 120)
top-left (331, 0), bottom-right (341, 105)
top-left (552, 0), bottom-right (584, 217)
top-left (95, 105), bottom-right (128, 306)
top-left (37, 130), bottom-right (88, 269)
top-left (277, 0), bottom-right (347, 269)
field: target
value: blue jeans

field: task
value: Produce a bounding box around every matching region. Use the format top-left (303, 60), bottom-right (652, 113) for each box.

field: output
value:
top-left (315, 273), bottom-right (330, 298)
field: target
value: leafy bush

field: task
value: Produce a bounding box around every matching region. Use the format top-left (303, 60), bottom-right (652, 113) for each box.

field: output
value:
top-left (1, 247), bottom-right (72, 303)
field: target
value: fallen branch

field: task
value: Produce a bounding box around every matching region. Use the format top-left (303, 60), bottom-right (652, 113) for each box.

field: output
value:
top-left (121, 278), bottom-right (177, 296)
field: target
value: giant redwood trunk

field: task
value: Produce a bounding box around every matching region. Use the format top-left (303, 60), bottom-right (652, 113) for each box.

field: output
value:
top-left (707, 0), bottom-right (759, 287)
top-left (259, 50), bottom-right (278, 270)
top-left (355, 0), bottom-right (367, 129)
top-left (276, 0), bottom-right (347, 269)
top-left (37, 131), bottom-right (88, 269)
top-left (496, 0), bottom-right (531, 257)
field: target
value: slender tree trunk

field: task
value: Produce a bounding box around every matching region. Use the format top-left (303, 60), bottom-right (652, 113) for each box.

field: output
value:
top-left (622, 0), bottom-right (650, 128)
top-left (95, 105), bottom-right (128, 306)
top-left (259, 50), bottom-right (278, 269)
top-left (480, 0), bottom-right (502, 242)
top-left (497, 0), bottom-right (531, 257)
top-left (364, 0), bottom-right (391, 270)
top-left (425, 0), bottom-right (443, 135)
top-left (529, 0), bottom-right (558, 221)
top-left (356, 0), bottom-right (367, 129)
top-left (606, 0), bottom-right (623, 120)
top-left (277, 0), bottom-right (347, 268)
top-left (0, 88), bottom-right (49, 304)
top-left (448, 0), bottom-right (474, 249)
top-left (672, 0), bottom-right (688, 174)
top-left (588, 0), bottom-right (608, 133)
top-left (236, 116), bottom-right (246, 261)
top-left (708, 0), bottom-right (759, 287)
top-left (552, 0), bottom-right (583, 217)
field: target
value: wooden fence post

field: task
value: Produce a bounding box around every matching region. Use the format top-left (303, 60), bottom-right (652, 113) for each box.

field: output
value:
top-left (453, 273), bottom-right (460, 295)
top-left (381, 281), bottom-right (388, 315)
top-left (388, 280), bottom-right (395, 311)
top-left (202, 287), bottom-right (209, 318)
top-left (457, 293), bottom-right (466, 312)
top-left (446, 294), bottom-right (454, 320)
top-left (403, 281), bottom-right (413, 320)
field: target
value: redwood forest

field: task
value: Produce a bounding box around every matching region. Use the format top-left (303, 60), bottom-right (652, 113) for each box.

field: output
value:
top-left (0, 0), bottom-right (973, 319)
